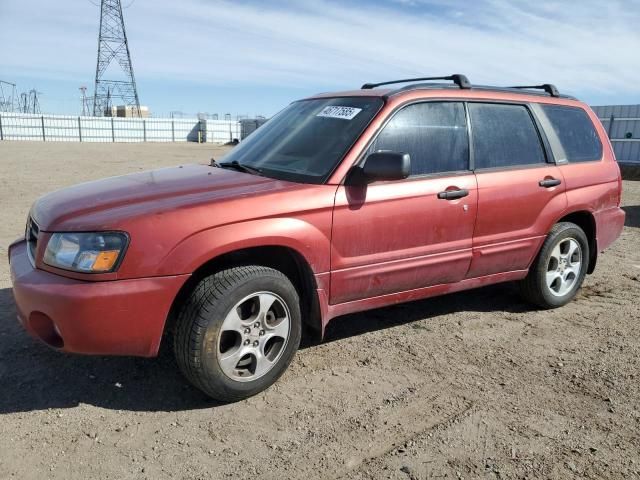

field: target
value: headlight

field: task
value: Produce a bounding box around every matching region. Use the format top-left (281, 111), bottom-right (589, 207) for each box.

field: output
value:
top-left (43, 232), bottom-right (128, 273)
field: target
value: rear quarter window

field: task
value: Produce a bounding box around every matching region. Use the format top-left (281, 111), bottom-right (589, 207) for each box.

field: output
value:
top-left (541, 105), bottom-right (603, 162)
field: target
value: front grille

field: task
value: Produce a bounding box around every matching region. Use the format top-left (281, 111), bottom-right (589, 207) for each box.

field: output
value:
top-left (26, 217), bottom-right (39, 263)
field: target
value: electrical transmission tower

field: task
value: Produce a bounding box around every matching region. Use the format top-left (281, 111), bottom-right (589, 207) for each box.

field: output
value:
top-left (79, 86), bottom-right (90, 116)
top-left (92, 0), bottom-right (141, 117)
top-left (19, 90), bottom-right (41, 114)
top-left (0, 80), bottom-right (18, 112)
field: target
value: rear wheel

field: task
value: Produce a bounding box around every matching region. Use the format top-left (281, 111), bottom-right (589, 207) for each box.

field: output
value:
top-left (174, 266), bottom-right (301, 402)
top-left (519, 222), bottom-right (589, 308)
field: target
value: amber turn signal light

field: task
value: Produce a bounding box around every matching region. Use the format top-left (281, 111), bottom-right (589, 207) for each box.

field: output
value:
top-left (91, 250), bottom-right (120, 272)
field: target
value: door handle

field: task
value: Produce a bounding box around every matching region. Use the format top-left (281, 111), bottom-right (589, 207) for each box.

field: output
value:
top-left (539, 178), bottom-right (561, 188)
top-left (437, 189), bottom-right (469, 200)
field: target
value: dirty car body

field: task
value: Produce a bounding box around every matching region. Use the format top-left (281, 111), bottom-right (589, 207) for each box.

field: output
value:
top-left (9, 75), bottom-right (625, 401)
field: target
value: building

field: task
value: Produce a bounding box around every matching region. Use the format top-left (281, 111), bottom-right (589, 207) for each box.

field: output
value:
top-left (116, 105), bottom-right (150, 118)
top-left (104, 105), bottom-right (150, 118)
top-left (591, 104), bottom-right (640, 164)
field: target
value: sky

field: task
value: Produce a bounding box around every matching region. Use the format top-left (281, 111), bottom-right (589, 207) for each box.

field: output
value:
top-left (1, 0), bottom-right (639, 117)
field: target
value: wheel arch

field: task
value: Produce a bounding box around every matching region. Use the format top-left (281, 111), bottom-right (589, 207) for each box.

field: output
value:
top-left (163, 245), bottom-right (323, 351)
top-left (554, 210), bottom-right (597, 274)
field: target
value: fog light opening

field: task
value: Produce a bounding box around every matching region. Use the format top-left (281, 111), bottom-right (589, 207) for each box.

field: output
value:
top-left (29, 311), bottom-right (64, 349)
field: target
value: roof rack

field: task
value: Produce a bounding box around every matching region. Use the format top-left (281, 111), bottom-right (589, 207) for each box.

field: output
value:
top-left (361, 74), bottom-right (471, 90)
top-left (508, 84), bottom-right (560, 97)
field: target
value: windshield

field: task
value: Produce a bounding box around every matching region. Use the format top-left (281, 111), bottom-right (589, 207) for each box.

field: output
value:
top-left (220, 97), bottom-right (384, 184)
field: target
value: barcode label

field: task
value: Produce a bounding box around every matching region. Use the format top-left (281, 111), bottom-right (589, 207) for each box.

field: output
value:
top-left (316, 106), bottom-right (362, 120)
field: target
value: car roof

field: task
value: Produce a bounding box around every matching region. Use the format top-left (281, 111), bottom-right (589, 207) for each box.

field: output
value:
top-left (307, 75), bottom-right (579, 103)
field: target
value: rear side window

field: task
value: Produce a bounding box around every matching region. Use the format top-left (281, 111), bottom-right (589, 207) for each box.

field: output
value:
top-left (469, 103), bottom-right (546, 169)
top-left (369, 102), bottom-right (469, 175)
top-left (541, 105), bottom-right (602, 162)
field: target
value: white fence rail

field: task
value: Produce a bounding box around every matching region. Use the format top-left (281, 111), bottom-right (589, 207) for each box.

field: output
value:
top-left (0, 112), bottom-right (241, 144)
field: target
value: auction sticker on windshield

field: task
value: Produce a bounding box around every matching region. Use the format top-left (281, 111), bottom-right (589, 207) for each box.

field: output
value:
top-left (316, 106), bottom-right (362, 120)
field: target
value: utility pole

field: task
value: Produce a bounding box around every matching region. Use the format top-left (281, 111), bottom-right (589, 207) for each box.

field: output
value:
top-left (92, 0), bottom-right (141, 117)
top-left (19, 93), bottom-right (27, 113)
top-left (79, 86), bottom-right (90, 116)
top-left (30, 90), bottom-right (40, 114)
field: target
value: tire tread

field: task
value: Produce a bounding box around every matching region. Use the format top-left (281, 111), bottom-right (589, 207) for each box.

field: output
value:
top-left (174, 266), bottom-right (297, 401)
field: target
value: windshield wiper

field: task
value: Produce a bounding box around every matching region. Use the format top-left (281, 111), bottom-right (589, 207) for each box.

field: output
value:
top-left (219, 160), bottom-right (263, 176)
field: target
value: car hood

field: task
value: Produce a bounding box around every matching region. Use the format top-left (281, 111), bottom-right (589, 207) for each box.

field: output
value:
top-left (31, 164), bottom-right (297, 231)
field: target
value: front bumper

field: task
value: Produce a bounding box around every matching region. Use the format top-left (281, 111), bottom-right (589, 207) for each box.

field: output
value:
top-left (9, 240), bottom-right (189, 357)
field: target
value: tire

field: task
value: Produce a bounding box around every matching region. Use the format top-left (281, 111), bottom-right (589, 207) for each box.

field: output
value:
top-left (174, 266), bottom-right (302, 402)
top-left (519, 222), bottom-right (589, 309)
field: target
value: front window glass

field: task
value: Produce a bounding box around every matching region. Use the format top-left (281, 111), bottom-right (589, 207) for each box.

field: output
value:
top-left (368, 102), bottom-right (469, 175)
top-left (221, 97), bottom-right (384, 183)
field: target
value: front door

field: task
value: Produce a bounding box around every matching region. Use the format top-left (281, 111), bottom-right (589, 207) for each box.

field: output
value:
top-left (330, 101), bottom-right (478, 304)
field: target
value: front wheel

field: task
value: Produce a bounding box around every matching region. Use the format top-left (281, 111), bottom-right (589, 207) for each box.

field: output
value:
top-left (174, 266), bottom-right (301, 402)
top-left (519, 222), bottom-right (589, 309)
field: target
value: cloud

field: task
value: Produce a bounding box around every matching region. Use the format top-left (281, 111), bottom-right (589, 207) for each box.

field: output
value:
top-left (1, 0), bottom-right (639, 102)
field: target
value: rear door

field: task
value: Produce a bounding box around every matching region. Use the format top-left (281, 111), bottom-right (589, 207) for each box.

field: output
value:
top-left (330, 101), bottom-right (478, 304)
top-left (467, 102), bottom-right (567, 278)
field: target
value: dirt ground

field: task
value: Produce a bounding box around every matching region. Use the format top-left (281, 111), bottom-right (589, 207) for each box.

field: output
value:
top-left (0, 141), bottom-right (638, 480)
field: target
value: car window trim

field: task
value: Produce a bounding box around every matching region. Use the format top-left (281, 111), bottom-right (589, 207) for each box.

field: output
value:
top-left (529, 102), bottom-right (568, 164)
top-left (463, 101), bottom-right (475, 171)
top-left (368, 169), bottom-right (475, 186)
top-left (473, 163), bottom-right (557, 174)
top-left (465, 100), bottom-right (554, 172)
top-left (398, 169), bottom-right (475, 182)
top-left (348, 99), bottom-right (472, 182)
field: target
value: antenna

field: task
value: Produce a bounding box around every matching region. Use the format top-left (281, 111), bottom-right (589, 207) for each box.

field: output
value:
top-left (92, 0), bottom-right (141, 117)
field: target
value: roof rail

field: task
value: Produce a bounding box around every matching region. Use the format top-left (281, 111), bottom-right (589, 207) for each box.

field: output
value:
top-left (361, 74), bottom-right (471, 90)
top-left (508, 84), bottom-right (560, 97)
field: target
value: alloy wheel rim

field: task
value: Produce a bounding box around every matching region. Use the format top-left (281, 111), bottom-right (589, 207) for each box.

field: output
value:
top-left (546, 237), bottom-right (582, 297)
top-left (217, 291), bottom-right (291, 382)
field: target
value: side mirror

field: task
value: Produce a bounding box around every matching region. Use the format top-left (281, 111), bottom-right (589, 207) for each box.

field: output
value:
top-left (361, 151), bottom-right (411, 182)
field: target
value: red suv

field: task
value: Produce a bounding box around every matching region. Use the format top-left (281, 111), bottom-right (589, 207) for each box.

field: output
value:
top-left (9, 75), bottom-right (625, 401)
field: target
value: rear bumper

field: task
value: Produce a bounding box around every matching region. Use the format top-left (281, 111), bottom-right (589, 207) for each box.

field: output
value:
top-left (9, 240), bottom-right (189, 357)
top-left (595, 206), bottom-right (626, 252)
